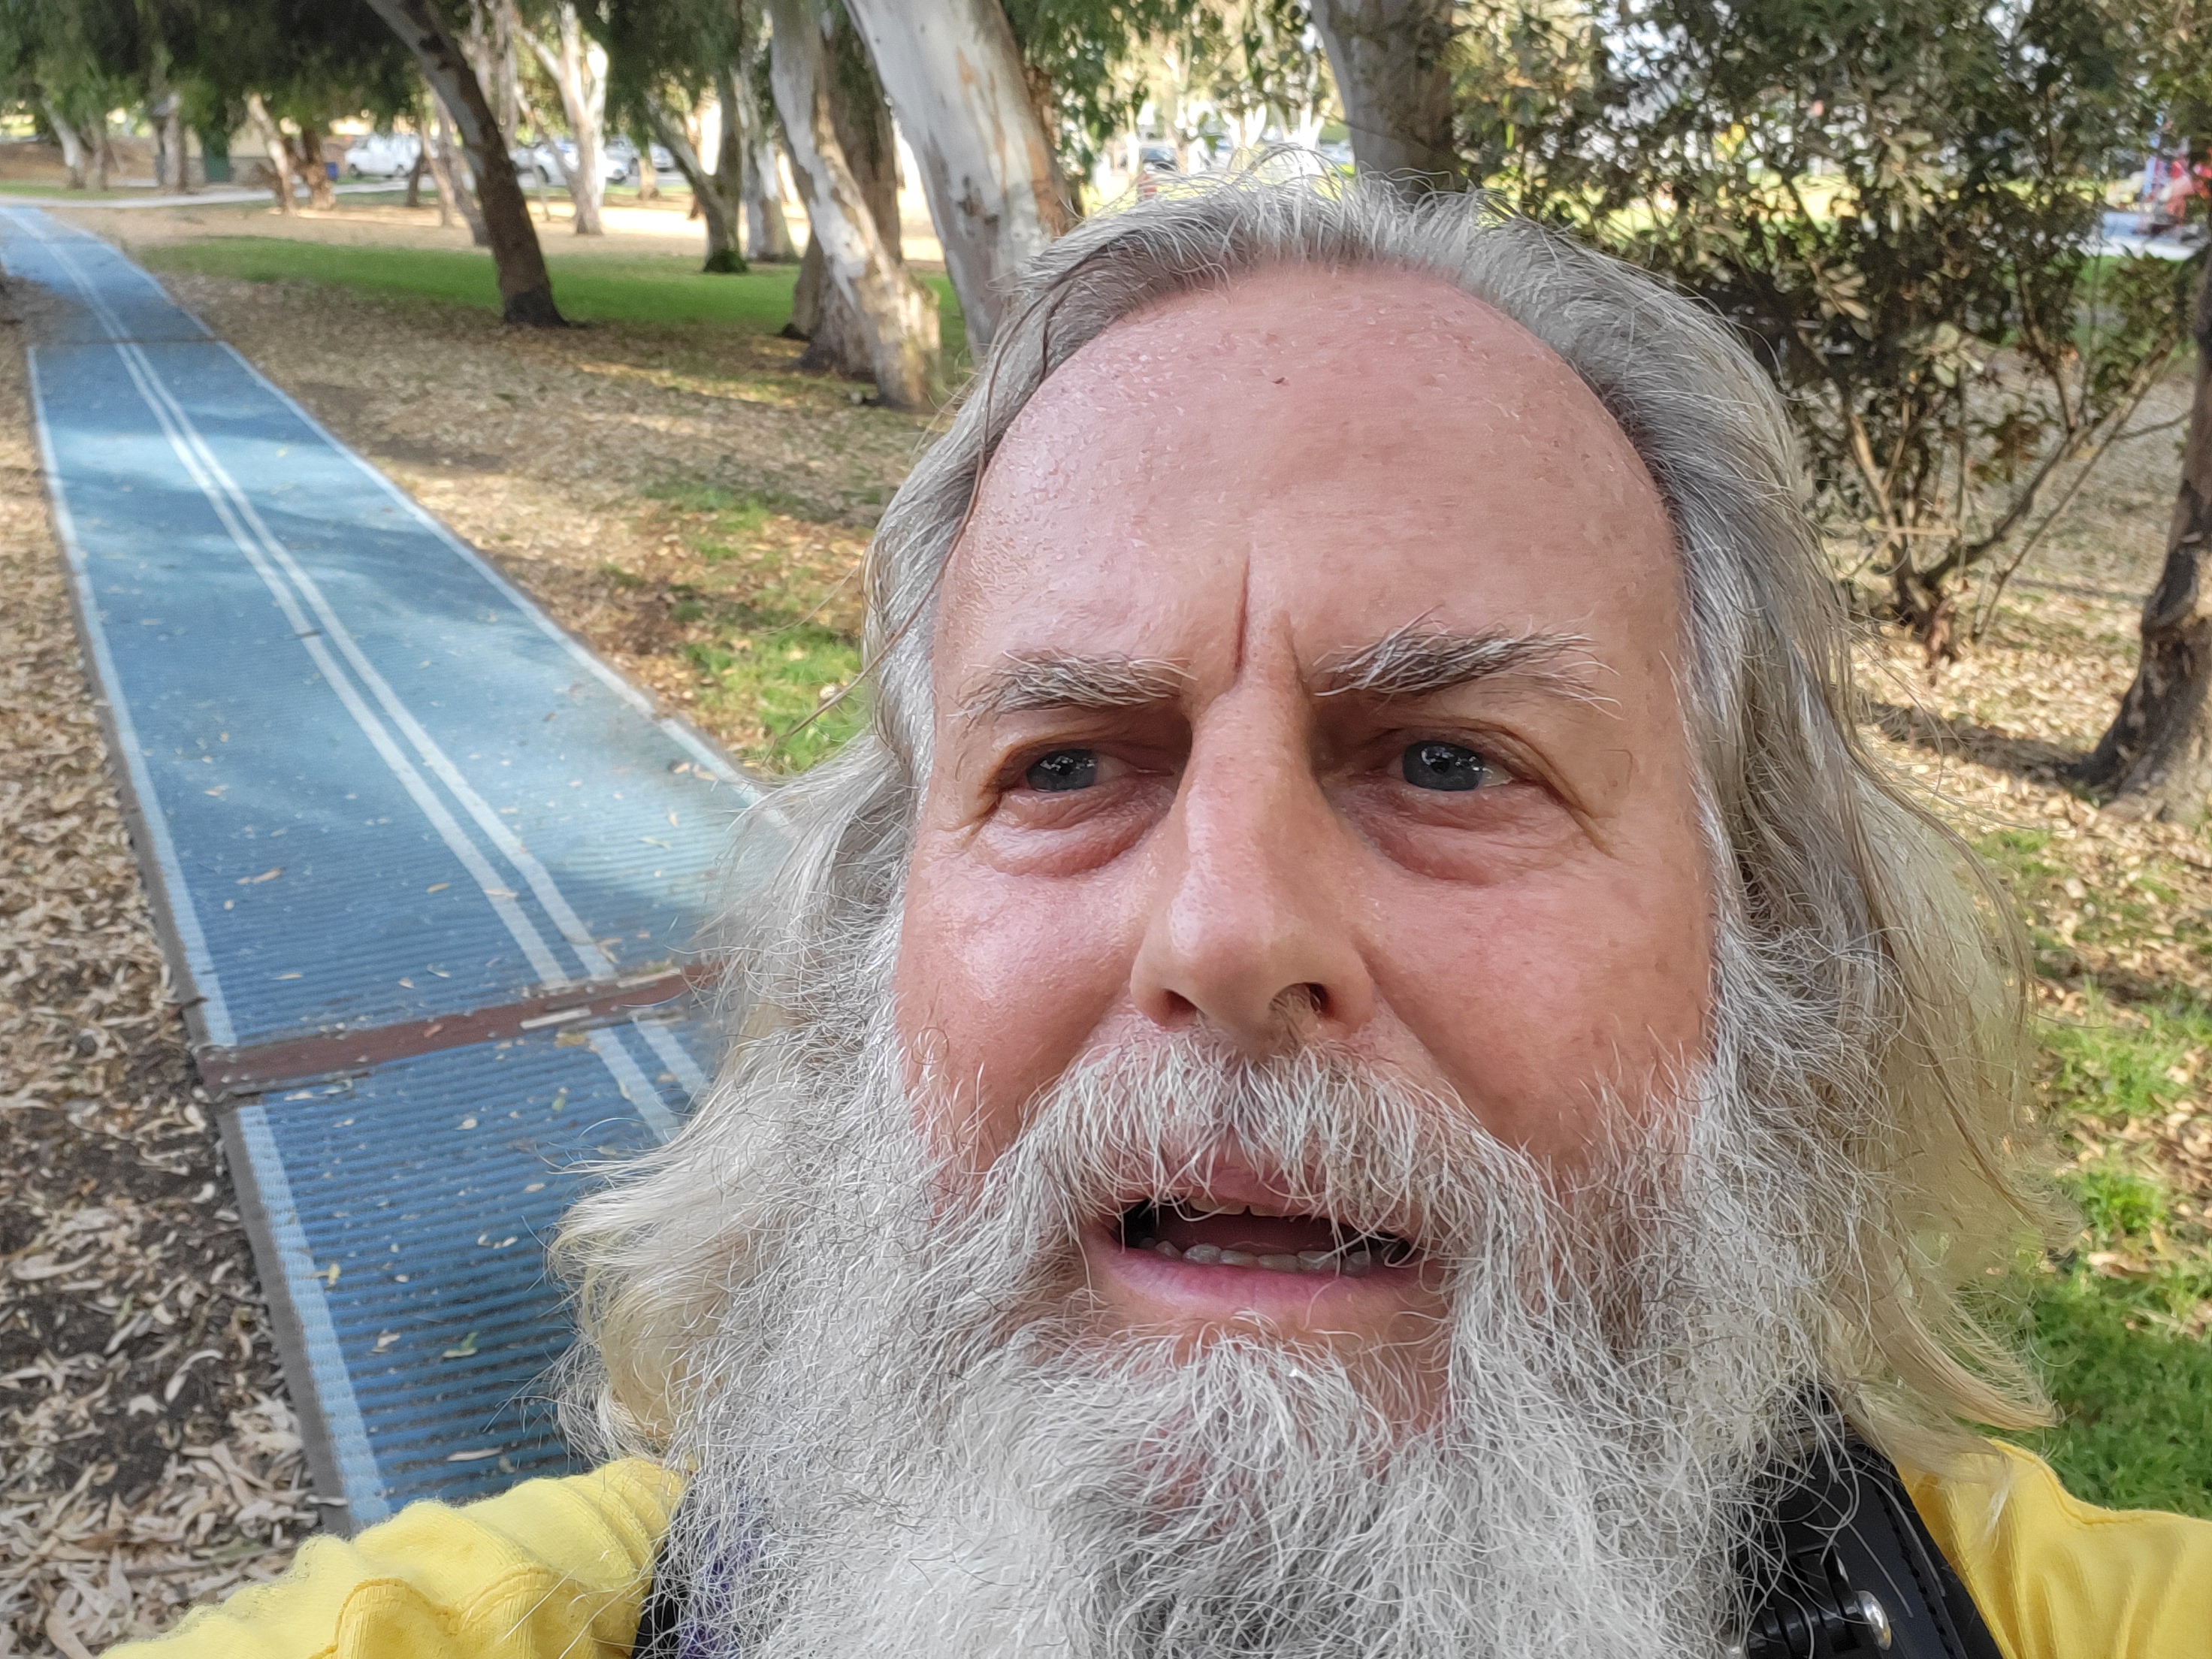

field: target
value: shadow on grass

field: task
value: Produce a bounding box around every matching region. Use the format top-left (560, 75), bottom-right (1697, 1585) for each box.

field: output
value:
top-left (1867, 699), bottom-right (2081, 784)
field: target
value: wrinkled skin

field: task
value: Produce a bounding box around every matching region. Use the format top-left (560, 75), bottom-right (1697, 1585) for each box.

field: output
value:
top-left (893, 267), bottom-right (1713, 1416)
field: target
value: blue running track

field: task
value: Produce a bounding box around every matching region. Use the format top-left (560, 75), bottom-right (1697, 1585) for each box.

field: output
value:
top-left (6, 208), bottom-right (760, 1526)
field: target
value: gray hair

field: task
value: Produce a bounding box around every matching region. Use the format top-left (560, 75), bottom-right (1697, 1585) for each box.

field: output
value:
top-left (561, 176), bottom-right (2059, 1470)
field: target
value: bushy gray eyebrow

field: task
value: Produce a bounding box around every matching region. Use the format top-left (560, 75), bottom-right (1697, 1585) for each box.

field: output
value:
top-left (1313, 624), bottom-right (1598, 701)
top-left (962, 651), bottom-right (1190, 718)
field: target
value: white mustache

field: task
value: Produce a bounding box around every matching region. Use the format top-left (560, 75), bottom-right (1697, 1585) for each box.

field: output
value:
top-left (633, 1026), bottom-right (1827, 1659)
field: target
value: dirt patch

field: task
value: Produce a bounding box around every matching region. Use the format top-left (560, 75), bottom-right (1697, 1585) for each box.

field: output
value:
top-left (0, 292), bottom-right (312, 1652)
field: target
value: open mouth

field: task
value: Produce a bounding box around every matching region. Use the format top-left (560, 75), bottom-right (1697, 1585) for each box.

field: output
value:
top-left (1117, 1198), bottom-right (1418, 1278)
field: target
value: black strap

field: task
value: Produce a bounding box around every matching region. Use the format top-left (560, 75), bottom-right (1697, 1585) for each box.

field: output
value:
top-left (1740, 1434), bottom-right (2005, 1659)
top-left (630, 1436), bottom-right (2005, 1657)
top-left (633, 1561), bottom-right (687, 1659)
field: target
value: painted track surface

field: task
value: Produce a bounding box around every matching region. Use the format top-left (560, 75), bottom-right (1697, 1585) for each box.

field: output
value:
top-left (7, 208), bottom-right (752, 1526)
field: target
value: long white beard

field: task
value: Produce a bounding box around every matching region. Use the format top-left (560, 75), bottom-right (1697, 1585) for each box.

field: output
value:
top-left (651, 1032), bottom-right (1832, 1659)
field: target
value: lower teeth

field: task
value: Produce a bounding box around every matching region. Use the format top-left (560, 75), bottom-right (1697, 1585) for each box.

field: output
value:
top-left (1136, 1237), bottom-right (1379, 1276)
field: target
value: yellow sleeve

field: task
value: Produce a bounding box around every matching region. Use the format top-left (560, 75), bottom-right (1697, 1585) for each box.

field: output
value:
top-left (107, 1459), bottom-right (683, 1659)
top-left (1908, 1440), bottom-right (2212, 1659)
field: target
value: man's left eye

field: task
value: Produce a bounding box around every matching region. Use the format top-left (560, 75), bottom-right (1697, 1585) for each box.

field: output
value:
top-left (1401, 740), bottom-right (1494, 792)
top-left (1025, 748), bottom-right (1100, 791)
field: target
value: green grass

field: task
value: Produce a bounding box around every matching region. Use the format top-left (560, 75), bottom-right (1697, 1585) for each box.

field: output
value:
top-left (2024, 1272), bottom-right (2212, 1516)
top-left (640, 482), bottom-right (871, 772)
top-left (2005, 973), bottom-right (2212, 1517)
top-left (681, 625), bottom-right (865, 773)
top-left (139, 235), bottom-right (969, 360)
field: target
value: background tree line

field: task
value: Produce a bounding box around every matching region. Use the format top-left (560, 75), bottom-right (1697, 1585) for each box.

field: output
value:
top-left (2, 0), bottom-right (2209, 815)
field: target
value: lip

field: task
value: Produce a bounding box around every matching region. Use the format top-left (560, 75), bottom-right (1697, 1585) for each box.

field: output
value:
top-left (1085, 1226), bottom-right (1427, 1319)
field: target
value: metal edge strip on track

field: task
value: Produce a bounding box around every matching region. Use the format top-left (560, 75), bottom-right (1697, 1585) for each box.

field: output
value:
top-left (198, 964), bottom-right (714, 1098)
top-left (20, 341), bottom-right (237, 1050)
top-left (219, 1104), bottom-right (389, 1534)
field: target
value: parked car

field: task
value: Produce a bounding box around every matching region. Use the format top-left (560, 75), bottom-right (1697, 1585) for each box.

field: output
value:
top-left (343, 134), bottom-right (421, 180)
top-left (516, 139), bottom-right (628, 186)
top-left (605, 136), bottom-right (678, 183)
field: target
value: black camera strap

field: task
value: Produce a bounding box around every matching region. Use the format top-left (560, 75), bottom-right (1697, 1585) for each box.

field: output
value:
top-left (1738, 1432), bottom-right (2005, 1659)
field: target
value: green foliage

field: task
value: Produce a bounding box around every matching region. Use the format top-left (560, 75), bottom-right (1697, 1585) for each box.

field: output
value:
top-left (1462, 0), bottom-right (2194, 648)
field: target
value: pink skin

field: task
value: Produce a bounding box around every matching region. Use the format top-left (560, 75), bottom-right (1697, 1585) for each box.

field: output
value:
top-left (893, 267), bottom-right (1715, 1413)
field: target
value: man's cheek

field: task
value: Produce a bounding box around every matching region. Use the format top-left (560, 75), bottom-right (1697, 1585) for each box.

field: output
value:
top-left (895, 855), bottom-right (1136, 1158)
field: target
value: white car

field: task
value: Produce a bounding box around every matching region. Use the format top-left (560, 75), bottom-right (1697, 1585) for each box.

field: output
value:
top-left (606, 137), bottom-right (678, 182)
top-left (343, 134), bottom-right (422, 179)
top-left (519, 140), bottom-right (628, 186)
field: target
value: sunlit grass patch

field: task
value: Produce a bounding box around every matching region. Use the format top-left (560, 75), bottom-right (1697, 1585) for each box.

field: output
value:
top-left (683, 625), bottom-right (865, 773)
top-left (138, 237), bottom-right (970, 364)
top-left (2023, 1266), bottom-right (2212, 1517)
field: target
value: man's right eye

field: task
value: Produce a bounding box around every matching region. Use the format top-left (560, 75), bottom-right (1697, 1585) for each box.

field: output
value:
top-left (1024, 749), bottom-right (1099, 792)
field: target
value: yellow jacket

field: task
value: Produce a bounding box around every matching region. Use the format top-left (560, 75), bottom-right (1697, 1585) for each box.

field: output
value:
top-left (110, 1443), bottom-right (2210, 1658)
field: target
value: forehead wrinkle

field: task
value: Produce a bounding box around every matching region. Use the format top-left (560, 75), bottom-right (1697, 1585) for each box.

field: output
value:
top-left (1313, 624), bottom-right (1610, 708)
top-left (961, 651), bottom-right (1191, 719)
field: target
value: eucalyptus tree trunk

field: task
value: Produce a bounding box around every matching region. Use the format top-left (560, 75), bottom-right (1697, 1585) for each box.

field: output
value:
top-left (2076, 257), bottom-right (2212, 821)
top-left (632, 128), bottom-right (660, 201)
top-left (1310, 0), bottom-right (1462, 195)
top-left (648, 104), bottom-right (744, 273)
top-left (243, 94), bottom-right (294, 214)
top-left (431, 98), bottom-right (491, 243)
top-left (365, 0), bottom-right (564, 324)
top-left (293, 122), bottom-right (337, 209)
top-left (839, 0), bottom-right (1071, 353)
top-left (767, 0), bottom-right (939, 410)
top-left (42, 100), bottom-right (87, 189)
top-left (738, 56), bottom-right (797, 261)
top-left (523, 2), bottom-right (608, 235)
top-left (787, 12), bottom-right (903, 378)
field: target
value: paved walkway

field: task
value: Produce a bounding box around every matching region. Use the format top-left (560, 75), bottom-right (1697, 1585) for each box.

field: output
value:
top-left (4, 207), bottom-right (755, 1528)
top-left (0, 180), bottom-right (412, 211)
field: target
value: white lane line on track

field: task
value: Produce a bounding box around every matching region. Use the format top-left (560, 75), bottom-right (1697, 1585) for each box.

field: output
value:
top-left (11, 211), bottom-right (576, 990)
top-left (220, 348), bottom-right (754, 789)
top-left (21, 210), bottom-right (623, 990)
top-left (630, 1014), bottom-right (712, 1101)
top-left (107, 340), bottom-right (578, 989)
top-left (22, 344), bottom-right (238, 1047)
top-left (120, 346), bottom-right (620, 985)
top-left (230, 1102), bottom-right (389, 1525)
top-left (19, 209), bottom-right (689, 1144)
top-left (585, 1026), bottom-right (680, 1141)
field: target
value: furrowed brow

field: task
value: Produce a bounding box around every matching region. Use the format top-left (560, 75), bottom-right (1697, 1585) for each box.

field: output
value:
top-left (962, 651), bottom-right (1189, 718)
top-left (1314, 624), bottom-right (1599, 701)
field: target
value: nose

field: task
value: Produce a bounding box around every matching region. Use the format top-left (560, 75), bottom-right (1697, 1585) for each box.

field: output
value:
top-left (1129, 709), bottom-right (1376, 1049)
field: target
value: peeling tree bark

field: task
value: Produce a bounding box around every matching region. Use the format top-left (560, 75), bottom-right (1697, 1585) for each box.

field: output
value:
top-left (739, 61), bottom-right (797, 261)
top-left (1310, 0), bottom-right (1462, 195)
top-left (648, 102), bottom-right (743, 272)
top-left (2075, 256), bottom-right (2212, 821)
top-left (364, 0), bottom-right (564, 325)
top-left (243, 95), bottom-right (295, 215)
top-left (787, 4), bottom-right (903, 376)
top-left (840, 0), bottom-right (1071, 353)
top-left (521, 2), bottom-right (608, 236)
top-left (43, 100), bottom-right (88, 190)
top-left (767, 0), bottom-right (939, 411)
top-left (292, 121), bottom-right (337, 210)
top-left (431, 96), bottom-right (491, 243)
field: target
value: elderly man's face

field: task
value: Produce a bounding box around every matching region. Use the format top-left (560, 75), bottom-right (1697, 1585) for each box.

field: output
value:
top-left (894, 267), bottom-right (1711, 1398)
